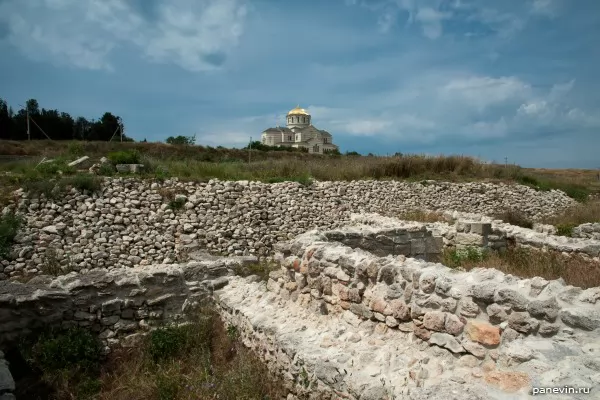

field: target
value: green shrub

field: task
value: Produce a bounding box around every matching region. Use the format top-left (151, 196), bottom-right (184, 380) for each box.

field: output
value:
top-left (556, 223), bottom-right (575, 237)
top-left (29, 327), bottom-right (102, 373)
top-left (35, 160), bottom-right (75, 176)
top-left (156, 375), bottom-right (179, 400)
top-left (107, 150), bottom-right (140, 165)
top-left (67, 141), bottom-right (85, 156)
top-left (444, 246), bottom-right (488, 268)
top-left (0, 211), bottom-right (23, 258)
top-left (98, 163), bottom-right (116, 176)
top-left (22, 179), bottom-right (60, 199)
top-left (148, 326), bottom-right (191, 363)
top-left (61, 174), bottom-right (103, 194)
top-left (168, 198), bottom-right (185, 211)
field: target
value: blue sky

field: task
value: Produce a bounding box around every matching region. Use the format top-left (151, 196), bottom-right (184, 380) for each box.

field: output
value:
top-left (0, 0), bottom-right (599, 168)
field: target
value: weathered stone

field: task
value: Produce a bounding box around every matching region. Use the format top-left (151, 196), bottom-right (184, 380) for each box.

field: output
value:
top-left (537, 322), bottom-right (560, 337)
top-left (470, 283), bottom-right (497, 303)
top-left (422, 311), bottom-right (446, 332)
top-left (508, 312), bottom-right (539, 334)
top-left (444, 314), bottom-right (465, 336)
top-left (560, 308), bottom-right (600, 331)
top-left (465, 321), bottom-right (501, 346)
top-left (493, 289), bottom-right (529, 311)
top-left (484, 371), bottom-right (531, 393)
top-left (389, 299), bottom-right (411, 321)
top-left (502, 341), bottom-right (535, 366)
top-left (419, 272), bottom-right (437, 294)
top-left (462, 340), bottom-right (486, 358)
top-left (486, 303), bottom-right (508, 324)
top-left (429, 332), bottom-right (465, 353)
top-left (527, 297), bottom-right (559, 322)
top-left (413, 325), bottom-right (431, 341)
top-left (459, 297), bottom-right (480, 318)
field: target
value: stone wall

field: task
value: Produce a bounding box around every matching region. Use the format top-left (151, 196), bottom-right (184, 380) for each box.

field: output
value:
top-left (350, 213), bottom-right (600, 260)
top-left (1, 178), bottom-right (576, 281)
top-left (573, 223), bottom-right (600, 240)
top-left (0, 253), bottom-right (256, 399)
top-left (0, 252), bottom-right (255, 349)
top-left (246, 226), bottom-right (600, 397)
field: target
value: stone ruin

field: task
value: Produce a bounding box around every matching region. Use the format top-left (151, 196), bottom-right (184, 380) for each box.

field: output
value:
top-left (1, 212), bottom-right (600, 399)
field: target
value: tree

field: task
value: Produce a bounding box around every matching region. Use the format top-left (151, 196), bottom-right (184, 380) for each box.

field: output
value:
top-left (0, 97), bottom-right (132, 141)
top-left (166, 135), bottom-right (195, 145)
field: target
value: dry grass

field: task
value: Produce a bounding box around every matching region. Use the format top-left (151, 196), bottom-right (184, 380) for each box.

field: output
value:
top-left (396, 209), bottom-right (450, 223)
top-left (443, 246), bottom-right (600, 289)
top-left (1, 140), bottom-right (595, 203)
top-left (542, 200), bottom-right (600, 229)
top-left (15, 308), bottom-right (288, 400)
top-left (493, 209), bottom-right (534, 229)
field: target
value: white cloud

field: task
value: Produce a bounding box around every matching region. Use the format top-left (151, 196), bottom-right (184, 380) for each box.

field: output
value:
top-left (415, 7), bottom-right (452, 39)
top-left (531, 0), bottom-right (560, 17)
top-left (0, 0), bottom-right (248, 71)
top-left (439, 76), bottom-right (531, 111)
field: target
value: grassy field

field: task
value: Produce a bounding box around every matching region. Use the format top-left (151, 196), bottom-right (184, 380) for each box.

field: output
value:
top-left (1, 140), bottom-right (597, 195)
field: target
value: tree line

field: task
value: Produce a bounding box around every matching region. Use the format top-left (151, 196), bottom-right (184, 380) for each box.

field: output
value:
top-left (0, 98), bottom-right (133, 141)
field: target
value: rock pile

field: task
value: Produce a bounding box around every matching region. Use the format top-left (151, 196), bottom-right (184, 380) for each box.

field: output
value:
top-left (1, 178), bottom-right (575, 280)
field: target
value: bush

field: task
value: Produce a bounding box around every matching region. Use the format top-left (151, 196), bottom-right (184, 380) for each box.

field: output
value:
top-left (28, 327), bottom-right (102, 373)
top-left (148, 326), bottom-right (193, 363)
top-left (67, 141), bottom-right (85, 156)
top-left (443, 246), bottom-right (488, 268)
top-left (0, 211), bottom-right (23, 258)
top-left (556, 223), bottom-right (575, 237)
top-left (61, 174), bottom-right (103, 194)
top-left (107, 150), bottom-right (140, 165)
top-left (168, 198), bottom-right (185, 211)
top-left (22, 179), bottom-right (60, 199)
top-left (98, 163), bottom-right (116, 176)
top-left (35, 160), bottom-right (75, 176)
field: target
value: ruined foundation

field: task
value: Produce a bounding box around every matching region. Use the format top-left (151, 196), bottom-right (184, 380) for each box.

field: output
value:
top-left (1, 216), bottom-right (600, 399)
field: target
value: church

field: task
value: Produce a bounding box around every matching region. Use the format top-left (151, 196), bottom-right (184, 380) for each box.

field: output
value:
top-left (260, 106), bottom-right (339, 154)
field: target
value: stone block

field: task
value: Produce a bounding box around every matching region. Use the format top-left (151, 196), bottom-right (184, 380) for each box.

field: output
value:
top-left (425, 236), bottom-right (443, 254)
top-left (455, 233), bottom-right (484, 246)
top-left (116, 164), bottom-right (145, 174)
top-left (470, 223), bottom-right (492, 236)
top-left (410, 239), bottom-right (426, 255)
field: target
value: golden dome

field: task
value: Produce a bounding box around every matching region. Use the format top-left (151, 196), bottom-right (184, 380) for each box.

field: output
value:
top-left (287, 105), bottom-right (310, 116)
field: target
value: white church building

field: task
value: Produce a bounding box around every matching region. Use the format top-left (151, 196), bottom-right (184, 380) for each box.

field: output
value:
top-left (260, 106), bottom-right (339, 154)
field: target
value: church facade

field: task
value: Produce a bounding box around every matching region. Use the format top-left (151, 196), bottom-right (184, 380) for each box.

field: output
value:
top-left (260, 106), bottom-right (339, 154)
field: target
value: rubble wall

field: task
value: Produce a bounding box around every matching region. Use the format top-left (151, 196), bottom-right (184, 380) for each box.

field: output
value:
top-left (1, 178), bottom-right (576, 281)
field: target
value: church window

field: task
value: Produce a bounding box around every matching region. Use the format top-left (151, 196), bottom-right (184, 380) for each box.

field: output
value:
top-left (288, 135), bottom-right (292, 141)
top-left (323, 138), bottom-right (327, 144)
top-left (313, 144), bottom-right (319, 153)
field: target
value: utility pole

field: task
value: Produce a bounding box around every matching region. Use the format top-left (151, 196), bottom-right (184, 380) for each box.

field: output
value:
top-left (26, 108), bottom-right (30, 140)
top-left (249, 137), bottom-right (252, 163)
top-left (19, 104), bottom-right (31, 140)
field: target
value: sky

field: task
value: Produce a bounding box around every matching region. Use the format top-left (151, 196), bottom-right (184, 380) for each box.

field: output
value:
top-left (0, 0), bottom-right (599, 168)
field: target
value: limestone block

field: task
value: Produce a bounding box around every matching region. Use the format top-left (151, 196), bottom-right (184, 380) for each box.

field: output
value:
top-left (470, 223), bottom-right (492, 236)
top-left (455, 233), bottom-right (484, 246)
